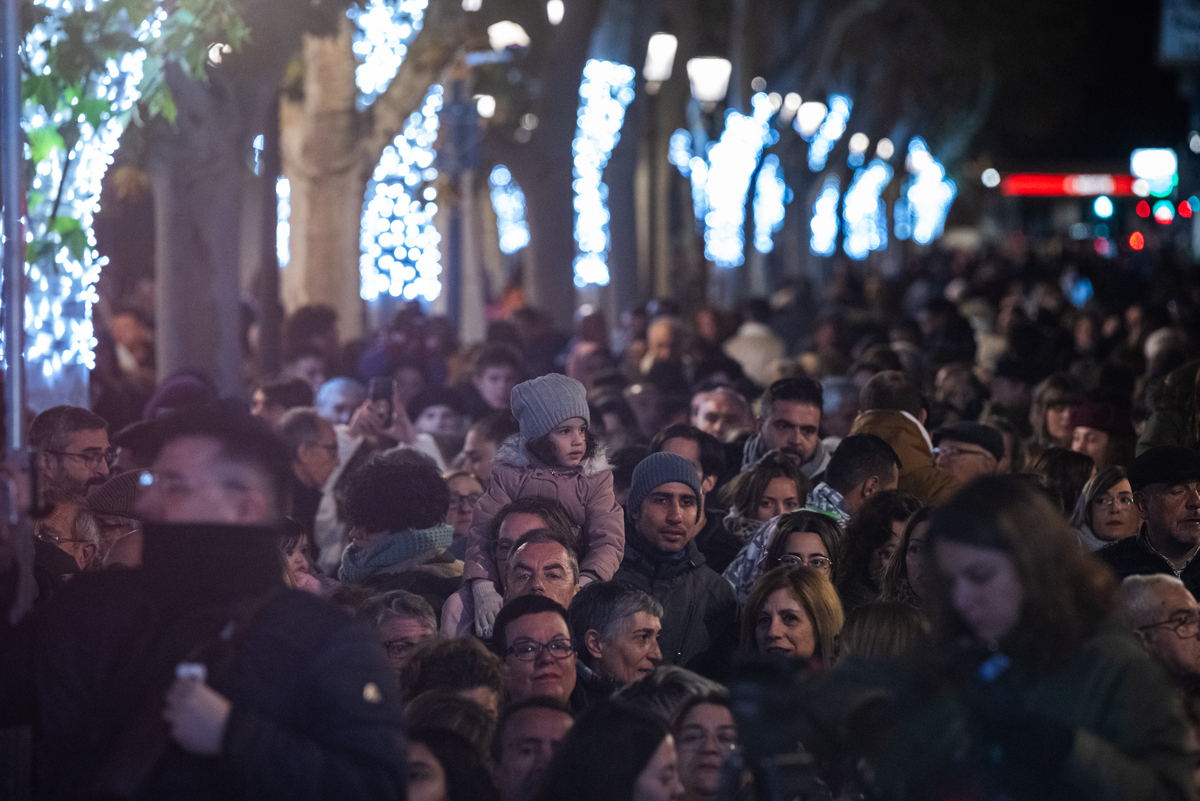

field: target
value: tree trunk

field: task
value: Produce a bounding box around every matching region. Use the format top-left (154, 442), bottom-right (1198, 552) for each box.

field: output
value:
top-left (148, 65), bottom-right (249, 396)
top-left (282, 20), bottom-right (367, 343)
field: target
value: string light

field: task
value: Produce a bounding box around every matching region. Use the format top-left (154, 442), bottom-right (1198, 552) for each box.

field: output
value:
top-left (701, 92), bottom-right (777, 268)
top-left (359, 85), bottom-right (444, 302)
top-left (810, 175), bottom-right (840, 256)
top-left (752, 154), bottom-right (789, 254)
top-left (488, 165), bottom-right (530, 254)
top-left (348, 0), bottom-right (427, 108)
top-left (842, 158), bottom-right (893, 259)
top-left (572, 59), bottom-right (635, 287)
top-left (899, 137), bottom-right (956, 245)
top-left (807, 94), bottom-right (850, 171)
top-left (276, 178), bottom-right (291, 267)
top-left (8, 0), bottom-right (153, 401)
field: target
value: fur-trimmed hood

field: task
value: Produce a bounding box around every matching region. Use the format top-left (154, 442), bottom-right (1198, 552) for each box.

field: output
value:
top-left (494, 434), bottom-right (612, 476)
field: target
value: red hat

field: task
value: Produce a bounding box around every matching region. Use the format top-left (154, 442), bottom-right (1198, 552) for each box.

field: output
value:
top-left (1067, 402), bottom-right (1134, 440)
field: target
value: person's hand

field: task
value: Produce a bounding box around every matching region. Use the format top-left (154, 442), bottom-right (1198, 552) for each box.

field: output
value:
top-left (347, 401), bottom-right (385, 440)
top-left (294, 571), bottom-right (324, 595)
top-left (473, 580), bottom-right (504, 639)
top-left (380, 384), bottom-right (416, 445)
top-left (163, 676), bottom-right (231, 757)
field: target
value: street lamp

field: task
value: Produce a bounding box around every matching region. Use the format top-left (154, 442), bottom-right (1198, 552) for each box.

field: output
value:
top-left (546, 0), bottom-right (564, 25)
top-left (488, 21), bottom-right (530, 51)
top-left (643, 33), bottom-right (677, 94)
top-left (686, 57), bottom-right (731, 106)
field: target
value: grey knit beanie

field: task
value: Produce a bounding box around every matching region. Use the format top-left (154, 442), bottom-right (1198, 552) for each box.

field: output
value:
top-left (510, 373), bottom-right (591, 440)
top-left (628, 452), bottom-right (702, 514)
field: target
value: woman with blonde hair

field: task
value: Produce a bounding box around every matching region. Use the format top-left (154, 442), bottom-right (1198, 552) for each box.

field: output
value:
top-left (742, 566), bottom-right (843, 674)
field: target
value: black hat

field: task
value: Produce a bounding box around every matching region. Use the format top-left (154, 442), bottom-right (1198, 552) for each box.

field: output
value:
top-left (1127, 446), bottom-right (1200, 491)
top-left (933, 423), bottom-right (1005, 462)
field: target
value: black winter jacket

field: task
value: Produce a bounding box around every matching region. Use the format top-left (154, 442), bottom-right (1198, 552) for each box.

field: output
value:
top-left (612, 532), bottom-right (738, 680)
top-left (0, 523), bottom-right (406, 801)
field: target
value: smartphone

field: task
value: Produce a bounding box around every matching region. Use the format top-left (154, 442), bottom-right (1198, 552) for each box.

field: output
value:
top-left (368, 378), bottom-right (394, 428)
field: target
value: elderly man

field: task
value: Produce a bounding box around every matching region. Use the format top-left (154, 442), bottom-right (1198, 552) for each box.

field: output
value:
top-left (740, 377), bottom-right (830, 479)
top-left (1121, 574), bottom-right (1200, 691)
top-left (691, 388), bottom-right (753, 444)
top-left (1098, 445), bottom-right (1200, 598)
top-left (316, 377), bottom-right (367, 426)
top-left (492, 594), bottom-right (579, 705)
top-left (356, 589), bottom-right (438, 672)
top-left (86, 470), bottom-right (145, 568)
top-left (933, 422), bottom-right (1004, 485)
top-left (34, 493), bottom-right (101, 574)
top-left (278, 407), bottom-right (341, 537)
top-left (489, 698), bottom-right (574, 801)
top-left (503, 529), bottom-right (580, 608)
top-left (30, 405), bottom-right (112, 495)
top-left (568, 581), bottom-right (663, 704)
top-left (614, 453), bottom-right (737, 678)
top-left (0, 409), bottom-right (405, 799)
top-left (441, 498), bottom-right (575, 637)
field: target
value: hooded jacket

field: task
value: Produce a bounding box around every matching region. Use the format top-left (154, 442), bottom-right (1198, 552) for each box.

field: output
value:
top-left (849, 409), bottom-right (960, 505)
top-left (612, 529), bottom-right (737, 680)
top-left (0, 522), bottom-right (405, 801)
top-left (464, 436), bottom-right (624, 585)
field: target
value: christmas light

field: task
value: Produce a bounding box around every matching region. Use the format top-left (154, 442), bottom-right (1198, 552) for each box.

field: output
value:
top-left (752, 153), bottom-right (789, 254)
top-left (810, 175), bottom-right (840, 256)
top-left (571, 59), bottom-right (636, 287)
top-left (843, 158), bottom-right (893, 259)
top-left (702, 92), bottom-right (777, 267)
top-left (489, 165), bottom-right (530, 254)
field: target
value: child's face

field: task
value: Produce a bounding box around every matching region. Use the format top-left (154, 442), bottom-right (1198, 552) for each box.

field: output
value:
top-left (548, 418), bottom-right (588, 467)
top-left (285, 535), bottom-right (311, 577)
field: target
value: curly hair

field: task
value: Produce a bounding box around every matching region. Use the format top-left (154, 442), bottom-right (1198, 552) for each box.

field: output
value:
top-left (339, 447), bottom-right (450, 533)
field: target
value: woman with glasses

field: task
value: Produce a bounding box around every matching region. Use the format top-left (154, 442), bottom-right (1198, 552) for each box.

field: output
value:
top-left (843, 476), bottom-right (1191, 799)
top-left (1071, 465), bottom-right (1142, 550)
top-left (724, 510), bottom-right (841, 603)
top-left (742, 566), bottom-right (844, 674)
top-left (443, 470), bottom-right (484, 560)
top-left (672, 692), bottom-right (739, 801)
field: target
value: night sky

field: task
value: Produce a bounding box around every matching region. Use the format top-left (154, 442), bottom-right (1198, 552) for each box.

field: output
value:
top-left (980, 0), bottom-right (1190, 170)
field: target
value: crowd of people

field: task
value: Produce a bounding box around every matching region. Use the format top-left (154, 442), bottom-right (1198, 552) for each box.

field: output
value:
top-left (6, 242), bottom-right (1200, 799)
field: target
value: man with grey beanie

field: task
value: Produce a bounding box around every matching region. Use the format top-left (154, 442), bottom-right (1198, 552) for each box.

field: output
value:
top-left (612, 453), bottom-right (737, 679)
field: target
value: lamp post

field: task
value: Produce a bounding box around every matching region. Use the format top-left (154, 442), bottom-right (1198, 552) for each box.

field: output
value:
top-left (642, 33), bottom-right (676, 300)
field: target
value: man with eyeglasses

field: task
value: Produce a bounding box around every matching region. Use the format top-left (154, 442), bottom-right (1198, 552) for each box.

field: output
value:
top-left (492, 594), bottom-right (579, 706)
top-left (0, 409), bottom-right (406, 799)
top-left (1121, 574), bottom-right (1200, 692)
top-left (932, 423), bottom-right (1004, 485)
top-left (33, 493), bottom-right (102, 575)
top-left (29, 405), bottom-right (113, 495)
top-left (1099, 446), bottom-right (1200, 599)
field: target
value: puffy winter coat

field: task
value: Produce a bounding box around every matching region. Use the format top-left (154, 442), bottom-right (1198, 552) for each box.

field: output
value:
top-left (849, 409), bottom-right (959, 505)
top-left (464, 437), bottom-right (625, 585)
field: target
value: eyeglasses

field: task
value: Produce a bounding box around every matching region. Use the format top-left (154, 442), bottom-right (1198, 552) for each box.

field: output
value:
top-left (506, 637), bottom-right (575, 662)
top-left (676, 729), bottom-right (739, 753)
top-left (45, 448), bottom-right (115, 469)
top-left (35, 528), bottom-right (89, 546)
top-left (934, 444), bottom-right (993, 460)
top-left (779, 553), bottom-right (832, 574)
top-left (382, 639), bottom-right (422, 660)
top-left (1139, 612), bottom-right (1200, 639)
top-left (1093, 496), bottom-right (1134, 508)
top-left (450, 492), bottom-right (482, 509)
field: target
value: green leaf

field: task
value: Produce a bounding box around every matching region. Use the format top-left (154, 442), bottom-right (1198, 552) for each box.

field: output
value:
top-left (28, 126), bottom-right (63, 164)
top-left (52, 216), bottom-right (81, 235)
top-left (60, 227), bottom-right (89, 261)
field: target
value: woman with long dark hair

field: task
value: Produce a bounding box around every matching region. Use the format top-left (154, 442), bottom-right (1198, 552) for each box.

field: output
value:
top-left (533, 701), bottom-right (684, 801)
top-left (852, 476), bottom-right (1191, 799)
top-left (838, 491), bottom-right (922, 612)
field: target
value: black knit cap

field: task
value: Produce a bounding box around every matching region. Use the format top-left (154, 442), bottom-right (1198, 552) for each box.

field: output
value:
top-left (933, 423), bottom-right (1005, 462)
top-left (1127, 445), bottom-right (1200, 491)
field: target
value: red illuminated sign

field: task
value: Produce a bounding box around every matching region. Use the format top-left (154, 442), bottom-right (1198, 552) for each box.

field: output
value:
top-left (1000, 174), bottom-right (1137, 197)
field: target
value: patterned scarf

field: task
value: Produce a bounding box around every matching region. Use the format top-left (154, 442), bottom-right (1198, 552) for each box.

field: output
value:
top-left (339, 523), bottom-right (454, 585)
